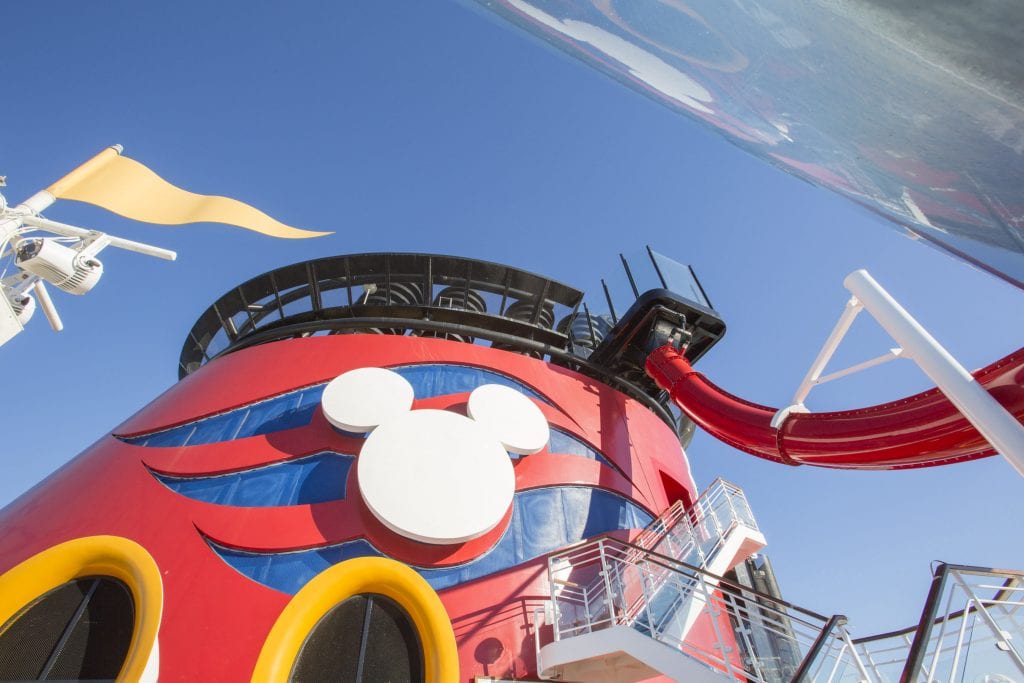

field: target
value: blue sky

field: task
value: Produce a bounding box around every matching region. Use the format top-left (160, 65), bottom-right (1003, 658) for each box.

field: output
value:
top-left (2, 1), bottom-right (1022, 635)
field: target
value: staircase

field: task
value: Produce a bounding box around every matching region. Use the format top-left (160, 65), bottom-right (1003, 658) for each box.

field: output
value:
top-left (636, 479), bottom-right (766, 583)
top-left (535, 480), bottom-right (1024, 683)
top-left (536, 480), bottom-right (860, 683)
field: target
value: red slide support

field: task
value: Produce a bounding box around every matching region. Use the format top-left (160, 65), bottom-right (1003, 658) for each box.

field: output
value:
top-left (645, 345), bottom-right (1024, 470)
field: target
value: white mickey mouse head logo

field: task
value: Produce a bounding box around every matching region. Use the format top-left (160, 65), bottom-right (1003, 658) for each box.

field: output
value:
top-left (321, 367), bottom-right (550, 545)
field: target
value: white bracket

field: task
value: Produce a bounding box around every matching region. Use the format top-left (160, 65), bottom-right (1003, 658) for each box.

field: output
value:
top-left (844, 269), bottom-right (1024, 476)
top-left (769, 403), bottom-right (809, 430)
top-left (773, 294), bottom-right (905, 428)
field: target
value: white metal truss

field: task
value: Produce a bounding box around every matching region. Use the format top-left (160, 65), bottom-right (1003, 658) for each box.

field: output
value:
top-left (775, 269), bottom-right (1024, 477)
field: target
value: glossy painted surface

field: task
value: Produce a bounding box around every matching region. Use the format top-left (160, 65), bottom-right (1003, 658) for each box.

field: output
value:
top-left (475, 0), bottom-right (1024, 288)
top-left (647, 343), bottom-right (1024, 469)
top-left (0, 334), bottom-right (697, 681)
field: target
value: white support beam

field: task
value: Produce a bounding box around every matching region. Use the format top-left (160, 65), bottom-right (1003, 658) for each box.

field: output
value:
top-left (844, 269), bottom-right (1024, 477)
top-left (773, 296), bottom-right (864, 428)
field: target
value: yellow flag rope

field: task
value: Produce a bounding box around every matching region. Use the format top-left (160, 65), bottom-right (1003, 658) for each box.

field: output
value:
top-left (46, 146), bottom-right (331, 239)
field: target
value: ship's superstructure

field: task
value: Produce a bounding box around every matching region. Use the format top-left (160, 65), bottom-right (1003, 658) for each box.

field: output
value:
top-left (1, 2), bottom-right (1022, 681)
top-left (1, 250), bottom-right (1022, 683)
top-left (0, 250), bottom-right (735, 681)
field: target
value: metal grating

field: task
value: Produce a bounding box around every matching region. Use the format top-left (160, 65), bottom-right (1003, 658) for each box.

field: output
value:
top-left (0, 576), bottom-right (134, 681)
top-left (291, 593), bottom-right (423, 683)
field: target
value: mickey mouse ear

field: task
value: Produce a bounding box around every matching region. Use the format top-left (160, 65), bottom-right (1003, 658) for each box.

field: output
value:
top-left (468, 384), bottom-right (550, 455)
top-left (321, 367), bottom-right (415, 433)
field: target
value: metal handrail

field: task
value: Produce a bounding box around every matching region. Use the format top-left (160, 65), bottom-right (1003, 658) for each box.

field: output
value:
top-left (555, 479), bottom-right (768, 625)
top-left (634, 478), bottom-right (759, 557)
top-left (900, 563), bottom-right (1024, 683)
top-left (540, 480), bottom-right (888, 682)
top-left (547, 478), bottom-right (810, 644)
top-left (545, 512), bottom-right (1024, 683)
top-left (823, 563), bottom-right (1024, 683)
top-left (854, 575), bottom-right (1024, 647)
top-left (546, 536), bottom-right (852, 682)
top-left (552, 536), bottom-right (832, 625)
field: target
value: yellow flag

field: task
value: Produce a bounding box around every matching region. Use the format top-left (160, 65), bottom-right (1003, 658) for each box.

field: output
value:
top-left (46, 146), bottom-right (331, 239)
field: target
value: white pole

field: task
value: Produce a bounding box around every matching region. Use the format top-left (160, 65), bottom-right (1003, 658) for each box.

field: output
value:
top-left (790, 296), bottom-right (863, 407)
top-left (33, 281), bottom-right (63, 332)
top-left (844, 269), bottom-right (1024, 477)
top-left (21, 215), bottom-right (177, 261)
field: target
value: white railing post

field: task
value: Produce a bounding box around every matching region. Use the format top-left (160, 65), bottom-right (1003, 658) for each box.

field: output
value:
top-left (695, 574), bottom-right (740, 679)
top-left (727, 591), bottom-right (768, 682)
top-left (859, 644), bottom-right (887, 683)
top-left (844, 269), bottom-right (1024, 477)
top-left (950, 571), bottom-right (1024, 675)
top-left (546, 556), bottom-right (562, 641)
top-left (840, 626), bottom-right (874, 683)
top-left (638, 558), bottom-right (657, 637)
top-left (585, 581), bottom-right (593, 638)
top-left (598, 540), bottom-right (617, 627)
top-left (533, 605), bottom-right (553, 680)
top-left (723, 484), bottom-right (741, 528)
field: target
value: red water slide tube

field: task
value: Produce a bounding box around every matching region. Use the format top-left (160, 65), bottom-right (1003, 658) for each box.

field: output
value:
top-left (645, 344), bottom-right (1024, 470)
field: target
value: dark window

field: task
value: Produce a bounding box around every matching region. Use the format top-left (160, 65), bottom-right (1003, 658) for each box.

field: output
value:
top-left (152, 451), bottom-right (354, 507)
top-left (0, 576), bottom-right (134, 681)
top-left (291, 594), bottom-right (423, 683)
top-left (548, 428), bottom-right (619, 470)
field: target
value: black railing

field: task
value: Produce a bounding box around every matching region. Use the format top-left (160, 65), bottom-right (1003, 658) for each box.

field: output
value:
top-left (179, 251), bottom-right (724, 437)
top-left (179, 252), bottom-right (583, 377)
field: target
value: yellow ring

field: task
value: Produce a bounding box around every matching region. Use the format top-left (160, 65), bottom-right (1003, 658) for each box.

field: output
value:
top-left (0, 535), bottom-right (163, 682)
top-left (252, 557), bottom-right (458, 682)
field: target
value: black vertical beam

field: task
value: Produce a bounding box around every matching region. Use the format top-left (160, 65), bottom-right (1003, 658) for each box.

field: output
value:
top-left (689, 265), bottom-right (714, 310)
top-left (601, 279), bottom-right (618, 322)
top-left (424, 256), bottom-right (433, 308)
top-left (498, 269), bottom-right (511, 316)
top-left (344, 257), bottom-right (354, 306)
top-left (269, 271), bottom-right (285, 320)
top-left (237, 286), bottom-right (257, 334)
top-left (900, 563), bottom-right (952, 683)
top-left (620, 253), bottom-right (640, 298)
top-left (307, 261), bottom-right (323, 314)
top-left (212, 302), bottom-right (237, 342)
top-left (530, 280), bottom-right (551, 325)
